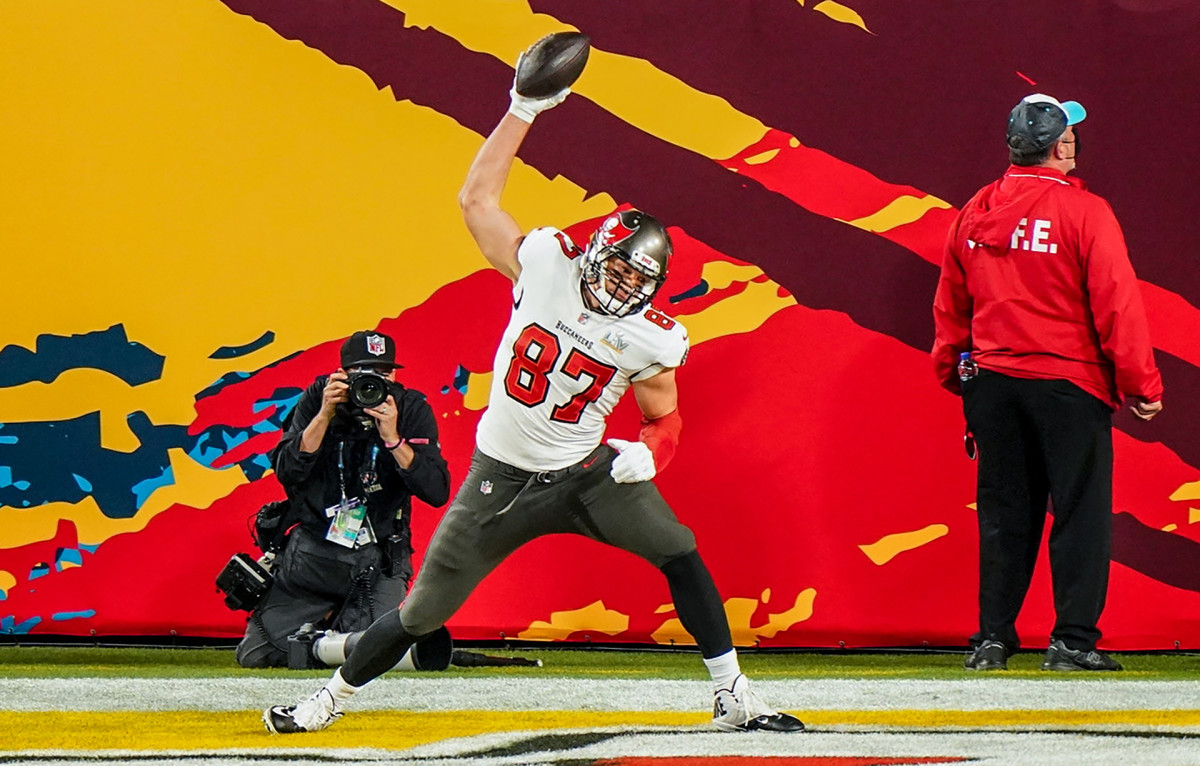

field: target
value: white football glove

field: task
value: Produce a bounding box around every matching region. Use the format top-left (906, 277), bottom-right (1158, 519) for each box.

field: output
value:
top-left (508, 51), bottom-right (570, 123)
top-left (508, 84), bottom-right (570, 123)
top-left (607, 438), bottom-right (656, 484)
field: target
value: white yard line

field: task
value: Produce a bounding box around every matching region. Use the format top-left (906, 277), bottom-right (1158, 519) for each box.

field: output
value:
top-left (6, 676), bottom-right (1200, 712)
top-left (9, 731), bottom-right (1200, 766)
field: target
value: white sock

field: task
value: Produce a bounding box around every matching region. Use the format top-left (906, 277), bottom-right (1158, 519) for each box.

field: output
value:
top-left (324, 667), bottom-right (362, 707)
top-left (703, 649), bottom-right (742, 692)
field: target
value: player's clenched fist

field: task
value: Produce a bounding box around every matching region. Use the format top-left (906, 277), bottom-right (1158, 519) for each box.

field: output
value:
top-left (607, 438), bottom-right (656, 483)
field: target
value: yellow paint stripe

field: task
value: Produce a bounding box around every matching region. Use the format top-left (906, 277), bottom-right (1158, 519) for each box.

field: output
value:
top-left (805, 709), bottom-right (1200, 728)
top-left (744, 149), bottom-right (781, 165)
top-left (0, 711), bottom-right (703, 751)
top-left (386, 0), bottom-right (767, 159)
top-left (1170, 479), bottom-right (1200, 502)
top-left (4, 709), bottom-right (1197, 751)
top-left (684, 279), bottom-right (796, 346)
top-left (859, 524), bottom-right (950, 566)
top-left (700, 261), bottom-right (766, 291)
top-left (462, 371), bottom-right (492, 412)
top-left (844, 194), bottom-right (953, 234)
top-left (812, 0), bottom-right (873, 33)
top-left (517, 600), bottom-right (630, 641)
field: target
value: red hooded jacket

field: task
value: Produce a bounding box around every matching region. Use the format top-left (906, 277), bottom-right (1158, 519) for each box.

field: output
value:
top-left (932, 165), bottom-right (1162, 408)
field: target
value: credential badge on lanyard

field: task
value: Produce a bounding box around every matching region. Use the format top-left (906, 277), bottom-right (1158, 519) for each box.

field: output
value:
top-left (325, 441), bottom-right (373, 548)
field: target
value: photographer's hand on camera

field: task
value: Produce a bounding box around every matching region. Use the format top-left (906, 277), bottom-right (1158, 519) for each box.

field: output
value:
top-left (298, 372), bottom-right (350, 454)
top-left (367, 394), bottom-right (416, 470)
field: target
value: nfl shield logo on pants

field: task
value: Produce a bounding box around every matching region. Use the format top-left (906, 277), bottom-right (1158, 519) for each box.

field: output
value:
top-left (480, 480), bottom-right (493, 495)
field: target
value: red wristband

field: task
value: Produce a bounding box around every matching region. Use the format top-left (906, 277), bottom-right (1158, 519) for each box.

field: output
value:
top-left (383, 439), bottom-right (405, 451)
top-left (639, 409), bottom-right (682, 472)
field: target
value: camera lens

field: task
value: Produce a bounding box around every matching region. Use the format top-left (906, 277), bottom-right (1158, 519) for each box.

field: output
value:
top-left (348, 372), bottom-right (388, 409)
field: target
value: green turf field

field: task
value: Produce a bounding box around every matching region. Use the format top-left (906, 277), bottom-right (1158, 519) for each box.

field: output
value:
top-left (2, 645), bottom-right (1197, 679)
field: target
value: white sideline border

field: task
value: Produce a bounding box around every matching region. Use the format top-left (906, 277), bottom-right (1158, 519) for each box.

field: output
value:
top-left (6, 676), bottom-right (1200, 712)
top-left (5, 677), bottom-right (1200, 766)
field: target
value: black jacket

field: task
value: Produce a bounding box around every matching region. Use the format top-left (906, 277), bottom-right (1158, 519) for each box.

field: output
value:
top-left (271, 377), bottom-right (450, 558)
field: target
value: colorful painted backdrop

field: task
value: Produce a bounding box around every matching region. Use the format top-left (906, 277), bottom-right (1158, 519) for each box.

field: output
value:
top-left (2, 0), bottom-right (1198, 649)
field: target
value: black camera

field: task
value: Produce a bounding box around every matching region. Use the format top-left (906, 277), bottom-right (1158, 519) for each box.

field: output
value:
top-left (215, 552), bottom-right (274, 611)
top-left (346, 370), bottom-right (389, 409)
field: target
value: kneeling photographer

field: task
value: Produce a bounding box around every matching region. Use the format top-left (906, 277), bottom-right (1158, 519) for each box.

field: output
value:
top-left (235, 330), bottom-right (450, 669)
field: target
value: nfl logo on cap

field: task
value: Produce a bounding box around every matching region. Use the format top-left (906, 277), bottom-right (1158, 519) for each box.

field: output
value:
top-left (367, 334), bottom-right (387, 357)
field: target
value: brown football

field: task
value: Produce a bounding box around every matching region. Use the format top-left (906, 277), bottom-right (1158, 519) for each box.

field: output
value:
top-left (515, 32), bottom-right (591, 99)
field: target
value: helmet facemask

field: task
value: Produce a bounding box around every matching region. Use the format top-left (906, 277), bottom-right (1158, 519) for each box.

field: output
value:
top-left (580, 210), bottom-right (672, 317)
top-left (582, 248), bottom-right (663, 317)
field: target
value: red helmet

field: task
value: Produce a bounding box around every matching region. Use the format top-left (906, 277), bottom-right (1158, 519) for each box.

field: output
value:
top-left (581, 210), bottom-right (673, 317)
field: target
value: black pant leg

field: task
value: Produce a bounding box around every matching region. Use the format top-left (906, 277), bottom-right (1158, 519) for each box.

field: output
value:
top-left (661, 551), bottom-right (734, 659)
top-left (964, 372), bottom-right (1051, 649)
top-left (1031, 381), bottom-right (1114, 651)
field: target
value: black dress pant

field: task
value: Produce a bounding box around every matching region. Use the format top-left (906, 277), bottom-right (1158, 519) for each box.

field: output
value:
top-left (963, 371), bottom-right (1114, 652)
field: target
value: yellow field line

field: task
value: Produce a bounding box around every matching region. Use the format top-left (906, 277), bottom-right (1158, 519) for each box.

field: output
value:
top-left (0, 711), bottom-right (700, 751)
top-left (2, 710), bottom-right (1198, 751)
top-left (806, 709), bottom-right (1200, 727)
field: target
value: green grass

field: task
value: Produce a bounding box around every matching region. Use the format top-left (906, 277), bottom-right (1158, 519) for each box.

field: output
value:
top-left (1, 645), bottom-right (1198, 680)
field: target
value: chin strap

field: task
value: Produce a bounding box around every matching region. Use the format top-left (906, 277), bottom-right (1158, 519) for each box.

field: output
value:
top-left (640, 408), bottom-right (682, 472)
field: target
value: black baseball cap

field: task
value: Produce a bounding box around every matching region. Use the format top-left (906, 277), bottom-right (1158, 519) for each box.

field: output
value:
top-left (1007, 93), bottom-right (1087, 153)
top-left (340, 330), bottom-right (401, 369)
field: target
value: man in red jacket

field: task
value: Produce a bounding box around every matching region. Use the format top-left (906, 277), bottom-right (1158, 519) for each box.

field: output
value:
top-left (932, 93), bottom-right (1163, 672)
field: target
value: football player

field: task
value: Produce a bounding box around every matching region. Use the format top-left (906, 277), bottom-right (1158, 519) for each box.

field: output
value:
top-left (264, 56), bottom-right (804, 736)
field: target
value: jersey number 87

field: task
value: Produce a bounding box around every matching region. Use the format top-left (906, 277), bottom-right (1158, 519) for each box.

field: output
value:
top-left (504, 323), bottom-right (617, 424)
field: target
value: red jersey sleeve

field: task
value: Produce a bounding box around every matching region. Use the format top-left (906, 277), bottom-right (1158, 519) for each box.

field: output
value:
top-left (1081, 199), bottom-right (1164, 402)
top-left (931, 211), bottom-right (973, 394)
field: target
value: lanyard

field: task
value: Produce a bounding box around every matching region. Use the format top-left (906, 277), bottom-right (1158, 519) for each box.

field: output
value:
top-left (338, 441), bottom-right (381, 503)
top-left (337, 441), bottom-right (347, 503)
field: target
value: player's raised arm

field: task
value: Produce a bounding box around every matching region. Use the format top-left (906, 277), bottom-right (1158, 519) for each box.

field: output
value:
top-left (457, 114), bottom-right (532, 283)
top-left (458, 37), bottom-right (581, 283)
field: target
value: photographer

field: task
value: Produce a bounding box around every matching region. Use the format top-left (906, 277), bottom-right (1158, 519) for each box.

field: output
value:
top-left (236, 330), bottom-right (450, 668)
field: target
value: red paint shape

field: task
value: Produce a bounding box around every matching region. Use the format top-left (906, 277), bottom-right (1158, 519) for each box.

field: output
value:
top-left (11, 225), bottom-right (1198, 646)
top-left (1016, 70), bottom-right (1037, 85)
top-left (719, 129), bottom-right (949, 263)
top-left (1140, 280), bottom-right (1200, 369)
top-left (210, 430), bottom-right (282, 470)
top-left (1, 479), bottom-right (287, 637)
top-left (598, 756), bottom-right (967, 765)
top-left (190, 343), bottom-right (342, 434)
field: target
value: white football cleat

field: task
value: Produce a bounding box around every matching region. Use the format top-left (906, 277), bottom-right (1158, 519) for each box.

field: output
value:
top-left (263, 687), bottom-right (343, 734)
top-left (712, 674), bottom-right (805, 732)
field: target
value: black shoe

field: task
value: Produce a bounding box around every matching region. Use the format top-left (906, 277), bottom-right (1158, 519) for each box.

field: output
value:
top-left (263, 705), bottom-right (305, 734)
top-left (1041, 640), bottom-right (1122, 671)
top-left (263, 689), bottom-right (343, 734)
top-left (286, 623), bottom-right (325, 670)
top-left (964, 640), bottom-right (1008, 671)
top-left (742, 712), bottom-right (806, 732)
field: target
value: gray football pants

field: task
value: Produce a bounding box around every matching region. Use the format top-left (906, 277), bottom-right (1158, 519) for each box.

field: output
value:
top-left (399, 445), bottom-right (697, 636)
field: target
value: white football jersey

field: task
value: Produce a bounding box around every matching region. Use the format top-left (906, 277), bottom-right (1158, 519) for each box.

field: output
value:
top-left (475, 227), bottom-right (689, 471)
